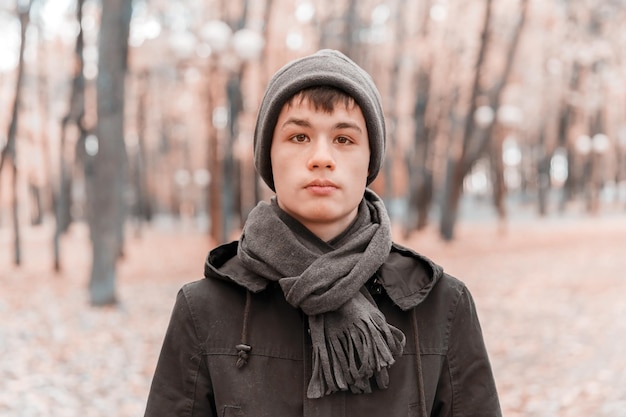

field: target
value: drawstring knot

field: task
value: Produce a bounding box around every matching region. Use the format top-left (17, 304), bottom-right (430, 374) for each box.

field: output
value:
top-left (235, 344), bottom-right (251, 368)
top-left (236, 291), bottom-right (253, 369)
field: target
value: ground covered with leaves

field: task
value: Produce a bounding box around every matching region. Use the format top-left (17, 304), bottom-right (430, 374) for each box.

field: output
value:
top-left (2, 210), bottom-right (626, 417)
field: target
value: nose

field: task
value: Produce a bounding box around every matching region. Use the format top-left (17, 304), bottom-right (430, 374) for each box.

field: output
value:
top-left (307, 138), bottom-right (335, 171)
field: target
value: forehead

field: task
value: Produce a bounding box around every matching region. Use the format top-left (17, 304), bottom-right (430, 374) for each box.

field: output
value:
top-left (276, 96), bottom-right (367, 127)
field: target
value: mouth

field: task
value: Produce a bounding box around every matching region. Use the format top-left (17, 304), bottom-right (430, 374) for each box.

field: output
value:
top-left (305, 179), bottom-right (338, 194)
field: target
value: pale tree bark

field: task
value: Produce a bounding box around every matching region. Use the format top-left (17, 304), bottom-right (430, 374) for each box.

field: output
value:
top-left (88, 0), bottom-right (132, 306)
top-left (0, 2), bottom-right (30, 266)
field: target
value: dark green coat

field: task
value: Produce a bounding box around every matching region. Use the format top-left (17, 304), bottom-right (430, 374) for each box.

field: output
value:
top-left (144, 241), bottom-right (501, 417)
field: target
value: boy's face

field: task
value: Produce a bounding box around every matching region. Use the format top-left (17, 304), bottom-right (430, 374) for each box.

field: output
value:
top-left (270, 97), bottom-right (370, 241)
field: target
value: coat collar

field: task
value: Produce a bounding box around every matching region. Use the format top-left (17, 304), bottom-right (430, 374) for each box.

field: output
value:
top-left (204, 241), bottom-right (443, 311)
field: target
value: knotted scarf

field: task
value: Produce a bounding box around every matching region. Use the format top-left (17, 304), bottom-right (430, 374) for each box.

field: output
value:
top-left (237, 189), bottom-right (406, 398)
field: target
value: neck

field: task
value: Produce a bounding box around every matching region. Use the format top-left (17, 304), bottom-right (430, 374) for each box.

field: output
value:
top-left (274, 201), bottom-right (360, 243)
top-left (305, 220), bottom-right (353, 242)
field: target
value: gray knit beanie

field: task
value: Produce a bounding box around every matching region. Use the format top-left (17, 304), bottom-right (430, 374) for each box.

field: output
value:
top-left (254, 49), bottom-right (386, 191)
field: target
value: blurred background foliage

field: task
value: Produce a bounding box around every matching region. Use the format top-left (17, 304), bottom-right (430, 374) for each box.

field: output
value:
top-left (1, 0), bottom-right (626, 304)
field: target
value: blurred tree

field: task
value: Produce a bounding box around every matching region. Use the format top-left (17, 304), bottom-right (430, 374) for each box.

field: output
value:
top-left (223, 0), bottom-right (249, 241)
top-left (54, 0), bottom-right (87, 272)
top-left (206, 45), bottom-right (223, 246)
top-left (35, 12), bottom-right (53, 227)
top-left (343, 0), bottom-right (358, 56)
top-left (439, 0), bottom-right (493, 241)
top-left (556, 61), bottom-right (582, 213)
top-left (87, 0), bottom-right (132, 306)
top-left (2, 0), bottom-right (625, 250)
top-left (0, 0), bottom-right (30, 266)
top-left (439, 0), bottom-right (528, 240)
top-left (385, 0), bottom-right (407, 211)
top-left (404, 0), bottom-right (436, 236)
top-left (130, 69), bottom-right (153, 236)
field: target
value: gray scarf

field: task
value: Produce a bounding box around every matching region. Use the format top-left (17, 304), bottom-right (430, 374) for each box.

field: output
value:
top-left (237, 189), bottom-right (406, 398)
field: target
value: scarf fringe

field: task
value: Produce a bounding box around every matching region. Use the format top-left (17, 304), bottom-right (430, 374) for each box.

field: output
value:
top-left (307, 312), bottom-right (406, 399)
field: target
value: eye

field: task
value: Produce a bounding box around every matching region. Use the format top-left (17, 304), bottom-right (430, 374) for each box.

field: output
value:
top-left (290, 134), bottom-right (308, 143)
top-left (335, 136), bottom-right (353, 144)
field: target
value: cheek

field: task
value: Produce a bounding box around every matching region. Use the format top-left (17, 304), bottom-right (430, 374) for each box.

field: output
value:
top-left (270, 142), bottom-right (291, 166)
top-left (353, 153), bottom-right (371, 176)
top-left (270, 152), bottom-right (285, 174)
top-left (269, 157), bottom-right (294, 194)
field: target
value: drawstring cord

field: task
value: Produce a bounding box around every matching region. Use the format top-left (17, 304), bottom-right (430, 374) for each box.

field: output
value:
top-left (236, 291), bottom-right (252, 368)
top-left (412, 308), bottom-right (427, 416)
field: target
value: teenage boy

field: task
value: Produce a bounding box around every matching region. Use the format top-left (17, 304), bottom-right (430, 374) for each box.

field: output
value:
top-left (144, 49), bottom-right (501, 417)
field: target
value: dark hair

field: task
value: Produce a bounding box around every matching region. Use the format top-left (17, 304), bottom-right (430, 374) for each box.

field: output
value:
top-left (286, 85), bottom-right (357, 113)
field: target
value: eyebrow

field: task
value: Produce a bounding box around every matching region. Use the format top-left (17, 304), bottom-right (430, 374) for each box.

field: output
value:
top-left (280, 118), bottom-right (363, 133)
top-left (281, 117), bottom-right (311, 129)
top-left (334, 122), bottom-right (363, 133)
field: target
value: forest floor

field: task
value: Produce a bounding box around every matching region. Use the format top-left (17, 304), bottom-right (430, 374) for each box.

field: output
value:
top-left (2, 205), bottom-right (626, 417)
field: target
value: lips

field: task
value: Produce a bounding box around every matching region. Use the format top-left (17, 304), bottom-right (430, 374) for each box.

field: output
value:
top-left (305, 179), bottom-right (338, 194)
top-left (306, 179), bottom-right (338, 188)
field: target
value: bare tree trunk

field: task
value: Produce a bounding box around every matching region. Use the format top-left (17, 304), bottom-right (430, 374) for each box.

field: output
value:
top-left (223, 0), bottom-right (248, 239)
top-left (250, 0), bottom-right (275, 206)
top-left (317, 0), bottom-right (358, 55)
top-left (132, 70), bottom-right (152, 237)
top-left (11, 153), bottom-right (21, 265)
top-left (440, 0), bottom-right (528, 240)
top-left (382, 0), bottom-right (407, 212)
top-left (490, 126), bottom-right (506, 230)
top-left (28, 179), bottom-right (43, 225)
top-left (54, 0), bottom-right (87, 271)
top-left (557, 61), bottom-right (582, 212)
top-left (37, 31), bottom-right (55, 222)
top-left (482, 0), bottom-right (529, 225)
top-left (224, 73), bottom-right (243, 239)
top-left (439, 0), bottom-right (493, 241)
top-left (405, 0), bottom-right (436, 236)
top-left (411, 68), bottom-right (437, 232)
top-left (536, 127), bottom-right (551, 216)
top-left (207, 58), bottom-right (223, 246)
top-left (587, 106), bottom-right (606, 214)
top-left (0, 3), bottom-right (30, 266)
top-left (344, 0), bottom-right (358, 56)
top-left (88, 0), bottom-right (131, 306)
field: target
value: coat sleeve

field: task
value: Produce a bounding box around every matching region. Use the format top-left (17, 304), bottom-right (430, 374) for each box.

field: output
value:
top-left (144, 287), bottom-right (216, 417)
top-left (433, 285), bottom-right (502, 417)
